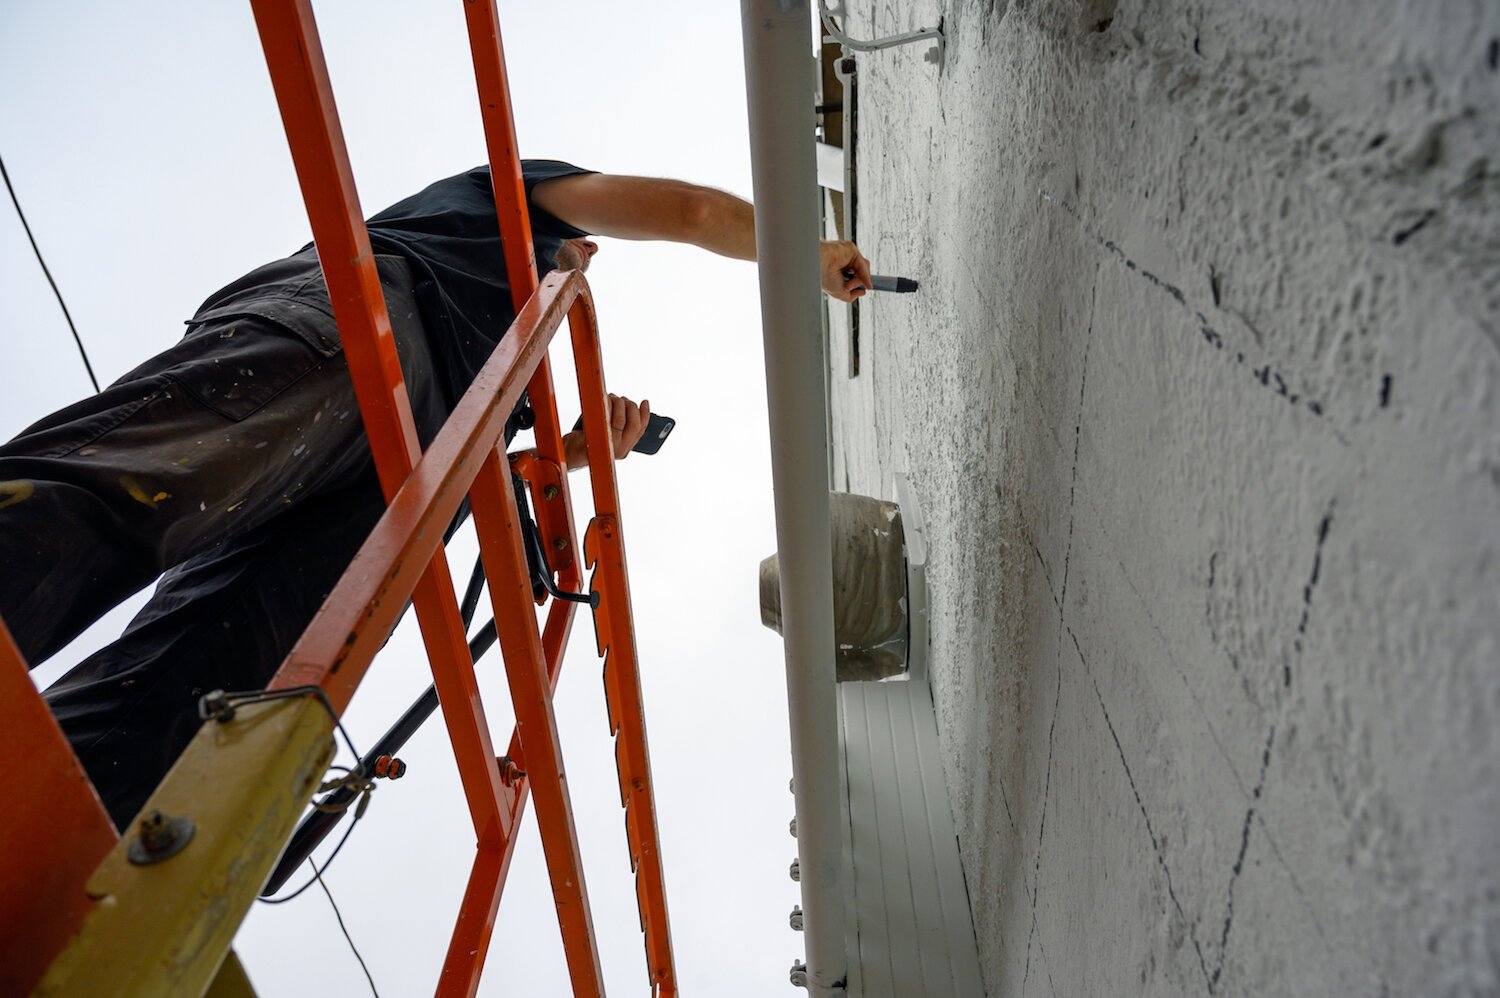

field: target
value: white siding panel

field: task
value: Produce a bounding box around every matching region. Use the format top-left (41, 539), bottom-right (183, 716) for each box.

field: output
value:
top-left (839, 674), bottom-right (986, 996)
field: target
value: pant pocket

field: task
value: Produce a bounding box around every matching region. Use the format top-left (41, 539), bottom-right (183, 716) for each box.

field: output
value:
top-left (163, 319), bottom-right (335, 423)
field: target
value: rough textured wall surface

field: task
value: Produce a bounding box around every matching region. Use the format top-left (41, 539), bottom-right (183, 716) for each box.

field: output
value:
top-left (825, 1), bottom-right (1500, 994)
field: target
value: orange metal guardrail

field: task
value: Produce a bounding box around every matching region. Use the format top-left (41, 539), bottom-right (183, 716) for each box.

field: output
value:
top-left (0, 618), bottom-right (119, 995)
top-left (2, 0), bottom-right (677, 994)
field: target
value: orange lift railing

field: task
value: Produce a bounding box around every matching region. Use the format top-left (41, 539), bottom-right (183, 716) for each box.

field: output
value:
top-left (0, 1), bottom-right (676, 995)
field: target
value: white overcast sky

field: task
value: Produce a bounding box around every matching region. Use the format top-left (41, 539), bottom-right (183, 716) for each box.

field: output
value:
top-left (1, 2), bottom-right (807, 994)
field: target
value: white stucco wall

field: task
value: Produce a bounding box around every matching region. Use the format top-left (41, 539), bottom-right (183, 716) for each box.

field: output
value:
top-left (826, 1), bottom-right (1499, 994)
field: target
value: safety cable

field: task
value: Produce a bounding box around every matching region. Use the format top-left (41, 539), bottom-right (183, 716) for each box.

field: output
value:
top-left (311, 859), bottom-right (381, 998)
top-left (257, 807), bottom-right (363, 905)
top-left (0, 153), bottom-right (100, 393)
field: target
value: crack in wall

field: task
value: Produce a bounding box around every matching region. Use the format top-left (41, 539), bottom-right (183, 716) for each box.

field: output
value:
top-left (1294, 505), bottom-right (1336, 649)
top-left (1020, 418), bottom-right (1338, 979)
top-left (1207, 499), bottom-right (1337, 988)
top-left (1039, 191), bottom-right (1335, 426)
top-left (1072, 625), bottom-right (1215, 989)
top-left (1391, 208), bottom-right (1436, 245)
top-left (1033, 926), bottom-right (1060, 998)
top-left (1206, 550), bottom-right (1226, 656)
top-left (1058, 278), bottom-right (1099, 613)
top-left (1023, 278), bottom-right (1098, 995)
top-left (1032, 514), bottom-right (1337, 974)
top-left (1002, 222), bottom-right (1343, 991)
top-left (1210, 724), bottom-right (1277, 990)
top-left (1102, 503), bottom-right (1334, 951)
top-left (1021, 660), bottom-right (1064, 996)
top-left (1029, 537), bottom-right (1061, 610)
top-left (1288, 502), bottom-right (1336, 685)
top-left (1038, 512), bottom-right (1330, 940)
top-left (997, 765), bottom-right (1020, 838)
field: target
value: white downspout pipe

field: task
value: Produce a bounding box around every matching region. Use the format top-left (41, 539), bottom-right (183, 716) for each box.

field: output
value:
top-left (740, 2), bottom-right (847, 993)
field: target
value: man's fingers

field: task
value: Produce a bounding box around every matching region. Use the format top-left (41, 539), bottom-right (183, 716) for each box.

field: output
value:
top-left (622, 404), bottom-right (644, 456)
top-left (823, 239), bottom-right (873, 301)
top-left (561, 429), bottom-right (587, 471)
top-left (576, 394), bottom-right (650, 462)
top-left (840, 250), bottom-right (872, 294)
top-left (603, 393), bottom-right (649, 458)
top-left (851, 251), bottom-right (873, 289)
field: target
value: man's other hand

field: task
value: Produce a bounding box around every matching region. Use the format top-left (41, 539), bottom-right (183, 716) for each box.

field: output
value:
top-left (820, 240), bottom-right (872, 302)
top-left (562, 394), bottom-right (650, 470)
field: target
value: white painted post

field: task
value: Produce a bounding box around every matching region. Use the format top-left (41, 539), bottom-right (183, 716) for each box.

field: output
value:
top-left (739, 2), bottom-right (848, 994)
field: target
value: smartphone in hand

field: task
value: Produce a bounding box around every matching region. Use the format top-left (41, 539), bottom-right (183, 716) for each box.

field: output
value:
top-left (572, 412), bottom-right (675, 455)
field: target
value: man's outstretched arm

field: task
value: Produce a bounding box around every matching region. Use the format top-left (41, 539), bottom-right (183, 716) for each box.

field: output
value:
top-left (531, 173), bottom-right (873, 302)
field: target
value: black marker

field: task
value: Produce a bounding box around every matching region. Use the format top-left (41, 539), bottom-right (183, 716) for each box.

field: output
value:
top-left (844, 269), bottom-right (920, 293)
top-left (869, 274), bottom-right (919, 293)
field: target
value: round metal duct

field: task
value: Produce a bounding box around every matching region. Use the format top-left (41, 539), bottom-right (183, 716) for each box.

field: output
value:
top-left (760, 491), bottom-right (908, 682)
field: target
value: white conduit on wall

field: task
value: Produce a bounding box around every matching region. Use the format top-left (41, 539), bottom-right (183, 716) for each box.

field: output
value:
top-left (739, 1), bottom-right (848, 994)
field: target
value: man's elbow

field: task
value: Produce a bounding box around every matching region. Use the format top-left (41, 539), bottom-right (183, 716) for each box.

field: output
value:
top-left (675, 185), bottom-right (716, 243)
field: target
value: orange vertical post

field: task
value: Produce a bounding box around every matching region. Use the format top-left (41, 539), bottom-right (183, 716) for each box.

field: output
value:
top-left (471, 451), bottom-right (605, 995)
top-left (462, 0), bottom-right (573, 506)
top-left (456, 3), bottom-right (609, 993)
top-left (248, 0), bottom-right (511, 851)
top-left (572, 299), bottom-right (679, 995)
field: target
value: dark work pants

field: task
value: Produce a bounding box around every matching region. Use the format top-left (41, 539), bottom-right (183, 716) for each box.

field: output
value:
top-left (0, 272), bottom-right (450, 829)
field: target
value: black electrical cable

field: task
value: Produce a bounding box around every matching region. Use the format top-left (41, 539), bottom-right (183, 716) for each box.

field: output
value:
top-left (459, 553), bottom-right (487, 625)
top-left (311, 860), bottom-right (381, 998)
top-left (0, 153), bottom-right (100, 393)
top-left (257, 807), bottom-right (363, 905)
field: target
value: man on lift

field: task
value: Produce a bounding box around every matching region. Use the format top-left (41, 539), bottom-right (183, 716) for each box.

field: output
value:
top-left (0, 160), bottom-right (872, 828)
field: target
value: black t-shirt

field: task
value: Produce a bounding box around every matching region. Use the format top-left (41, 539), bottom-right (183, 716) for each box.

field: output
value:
top-left (191, 159), bottom-right (594, 405)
